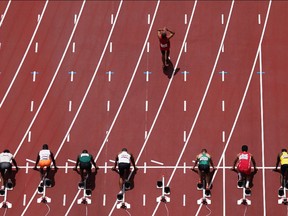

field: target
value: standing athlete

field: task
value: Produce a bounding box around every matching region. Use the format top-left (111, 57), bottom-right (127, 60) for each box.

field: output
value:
top-left (74, 150), bottom-right (98, 183)
top-left (232, 145), bottom-right (257, 189)
top-left (0, 150), bottom-right (18, 189)
top-left (112, 148), bottom-right (137, 191)
top-left (192, 149), bottom-right (215, 191)
top-left (274, 149), bottom-right (288, 189)
top-left (34, 144), bottom-right (57, 179)
top-left (157, 27), bottom-right (175, 67)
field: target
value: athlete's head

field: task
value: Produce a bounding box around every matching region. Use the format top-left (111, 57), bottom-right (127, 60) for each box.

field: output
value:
top-left (242, 145), bottom-right (248, 152)
top-left (282, 149), bottom-right (287, 152)
top-left (122, 148), bottom-right (128, 152)
top-left (42, 144), bottom-right (49, 149)
top-left (82, 150), bottom-right (88, 153)
top-left (161, 32), bottom-right (167, 38)
top-left (3, 149), bottom-right (10, 153)
top-left (201, 149), bottom-right (207, 153)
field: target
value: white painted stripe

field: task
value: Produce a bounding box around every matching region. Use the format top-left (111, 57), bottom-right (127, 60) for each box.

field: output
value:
top-left (223, 153), bottom-right (226, 215)
top-left (72, 42), bottom-right (76, 53)
top-left (28, 131), bottom-right (31, 142)
top-left (184, 14), bottom-right (187, 24)
top-left (107, 100), bottom-right (110, 111)
top-left (110, 42), bottom-right (112, 52)
top-left (74, 14), bottom-right (77, 24)
top-left (30, 101), bottom-right (34, 112)
top-left (221, 44), bottom-right (224, 52)
top-left (184, 42), bottom-right (187, 52)
top-left (26, 159), bottom-right (36, 163)
top-left (184, 100), bottom-right (187, 111)
top-left (221, 71), bottom-right (225, 82)
top-left (70, 72), bottom-right (74, 82)
top-left (111, 14), bottom-right (114, 24)
top-left (183, 131), bottom-right (186, 142)
top-left (151, 160), bottom-right (164, 165)
top-left (146, 71), bottom-right (149, 82)
top-left (109, 160), bottom-right (115, 163)
top-left (143, 194), bottom-right (146, 206)
top-left (69, 101), bottom-right (72, 112)
top-left (222, 100), bottom-right (225, 112)
top-left (144, 162), bottom-right (147, 173)
top-left (108, 72), bottom-right (112, 82)
top-left (183, 162), bottom-right (186, 174)
top-left (147, 14), bottom-right (150, 24)
top-left (63, 194), bottom-right (66, 206)
top-left (183, 194), bottom-right (186, 206)
top-left (104, 162), bottom-right (107, 173)
top-left (0, 1), bottom-right (11, 28)
top-left (222, 131), bottom-right (225, 143)
top-left (38, 14), bottom-right (41, 22)
top-left (144, 130), bottom-right (148, 139)
top-left (25, 162), bottom-right (29, 174)
top-left (221, 14), bottom-right (224, 24)
top-left (65, 162), bottom-right (68, 173)
top-left (23, 194), bottom-right (26, 206)
top-left (103, 194), bottom-right (106, 206)
top-left (35, 42), bottom-right (38, 53)
top-left (145, 100), bottom-right (148, 112)
top-left (147, 42), bottom-right (150, 52)
top-left (67, 159), bottom-right (76, 164)
top-left (67, 133), bottom-right (70, 142)
top-left (258, 14), bottom-right (261, 24)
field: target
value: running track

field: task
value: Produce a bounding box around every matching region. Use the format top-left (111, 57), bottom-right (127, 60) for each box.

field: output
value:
top-left (0, 1), bottom-right (288, 215)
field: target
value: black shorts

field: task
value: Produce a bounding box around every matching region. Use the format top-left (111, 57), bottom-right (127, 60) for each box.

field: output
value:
top-left (0, 162), bottom-right (12, 171)
top-left (281, 164), bottom-right (288, 176)
top-left (118, 163), bottom-right (130, 177)
top-left (161, 50), bottom-right (170, 55)
top-left (198, 164), bottom-right (210, 174)
top-left (79, 162), bottom-right (91, 171)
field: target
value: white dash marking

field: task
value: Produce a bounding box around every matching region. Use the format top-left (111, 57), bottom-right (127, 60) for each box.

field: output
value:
top-left (221, 14), bottom-right (224, 24)
top-left (111, 14), bottom-right (114, 24)
top-left (69, 101), bottom-right (72, 112)
top-left (184, 100), bottom-right (187, 111)
top-left (150, 160), bottom-right (164, 165)
top-left (30, 101), bottom-right (34, 112)
top-left (67, 133), bottom-right (70, 142)
top-left (143, 194), bottom-right (146, 206)
top-left (221, 70), bottom-right (225, 82)
top-left (28, 131), bottom-right (31, 142)
top-left (70, 72), bottom-right (74, 82)
top-left (184, 14), bottom-right (187, 24)
top-left (222, 100), bottom-right (225, 112)
top-left (145, 100), bottom-right (148, 112)
top-left (67, 159), bottom-right (76, 164)
top-left (26, 159), bottom-right (36, 163)
top-left (103, 194), bottom-right (106, 206)
top-left (147, 14), bottom-right (150, 24)
top-left (104, 162), bottom-right (107, 173)
top-left (183, 162), bottom-right (186, 174)
top-left (109, 159), bottom-right (115, 163)
top-left (183, 194), bottom-right (186, 206)
top-left (184, 42), bottom-right (187, 52)
top-left (183, 131), bottom-right (186, 142)
top-left (65, 162), bottom-right (68, 173)
top-left (35, 42), bottom-right (38, 53)
top-left (37, 14), bottom-right (41, 22)
top-left (222, 131), bottom-right (226, 143)
top-left (144, 162), bottom-right (147, 173)
top-left (107, 100), bottom-right (110, 111)
top-left (74, 14), bottom-right (77, 24)
top-left (25, 162), bottom-right (29, 174)
top-left (109, 42), bottom-right (112, 52)
top-left (72, 42), bottom-right (76, 53)
top-left (144, 130), bottom-right (148, 139)
top-left (63, 194), bottom-right (66, 206)
top-left (221, 44), bottom-right (224, 52)
top-left (258, 14), bottom-right (261, 24)
top-left (147, 42), bottom-right (150, 52)
top-left (23, 194), bottom-right (26, 206)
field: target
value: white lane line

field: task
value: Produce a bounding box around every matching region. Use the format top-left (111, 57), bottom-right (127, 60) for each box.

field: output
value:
top-left (0, 0), bottom-right (11, 27)
top-left (184, 41), bottom-right (187, 52)
top-left (222, 100), bottom-right (225, 112)
top-left (183, 194), bottom-right (186, 206)
top-left (150, 160), bottom-right (164, 165)
top-left (67, 159), bottom-right (76, 164)
top-left (72, 42), bottom-right (76, 52)
top-left (183, 130), bottom-right (186, 142)
top-left (184, 100), bottom-right (187, 111)
top-left (27, 131), bottom-right (31, 142)
top-left (30, 101), bottom-right (34, 112)
top-left (65, 162), bottom-right (68, 173)
top-left (207, 2), bottom-right (272, 215)
top-left (67, 133), bottom-right (70, 142)
top-left (103, 194), bottom-right (106, 206)
top-left (37, 14), bottom-right (41, 22)
top-left (222, 131), bottom-right (225, 143)
top-left (143, 194), bottom-right (146, 206)
top-left (147, 42), bottom-right (150, 52)
top-left (26, 159), bottom-right (35, 163)
top-left (35, 42), bottom-right (38, 53)
top-left (183, 162), bottom-right (186, 174)
top-left (145, 100), bottom-right (148, 112)
top-left (107, 100), bottom-right (110, 111)
top-left (258, 14), bottom-right (261, 24)
top-left (111, 14), bottom-right (114, 24)
top-left (0, 1), bottom-right (49, 108)
top-left (23, 194), bottom-right (26, 206)
top-left (69, 100), bottom-right (72, 112)
top-left (147, 14), bottom-right (150, 24)
top-left (144, 162), bottom-right (147, 173)
top-left (63, 194), bottom-right (66, 206)
top-left (109, 42), bottom-right (112, 52)
top-left (221, 44), bottom-right (224, 52)
top-left (221, 13), bottom-right (224, 25)
top-left (185, 14), bottom-right (187, 24)
top-left (223, 152), bottom-right (226, 215)
top-left (74, 14), bottom-right (77, 24)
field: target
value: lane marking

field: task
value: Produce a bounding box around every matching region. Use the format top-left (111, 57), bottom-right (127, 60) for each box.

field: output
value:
top-left (107, 100), bottom-right (110, 111)
top-left (103, 194), bottom-right (106, 206)
top-left (221, 13), bottom-right (224, 25)
top-left (144, 162), bottom-right (147, 173)
top-left (184, 14), bottom-right (187, 24)
top-left (184, 41), bottom-right (187, 52)
top-left (147, 14), bottom-right (150, 24)
top-left (183, 194), bottom-right (186, 206)
top-left (30, 101), bottom-right (34, 112)
top-left (69, 101), bottom-right (72, 112)
top-left (147, 42), bottom-right (150, 52)
top-left (183, 162), bottom-right (186, 174)
top-left (143, 194), bottom-right (146, 206)
top-left (109, 42), bottom-right (112, 52)
top-left (181, 70), bottom-right (189, 82)
top-left (104, 162), bottom-right (107, 173)
top-left (63, 194), bottom-right (66, 206)
top-left (145, 100), bottom-right (148, 112)
top-left (67, 133), bottom-right (70, 142)
top-left (183, 130), bottom-right (186, 142)
top-left (109, 160), bottom-right (115, 163)
top-left (222, 100), bottom-right (225, 112)
top-left (221, 44), bottom-right (224, 52)
top-left (184, 100), bottom-right (187, 111)
top-left (222, 131), bottom-right (225, 143)
top-left (258, 14), bottom-right (261, 24)
top-left (67, 159), bottom-right (76, 164)
top-left (74, 14), bottom-right (77, 24)
top-left (35, 42), bottom-right (38, 53)
top-left (106, 71), bottom-right (114, 82)
top-left (65, 162), bottom-right (68, 173)
top-left (26, 159), bottom-right (35, 163)
top-left (31, 71), bottom-right (39, 82)
top-left (72, 42), bottom-right (76, 52)
top-left (111, 14), bottom-right (114, 24)
top-left (0, 0), bottom-right (11, 28)
top-left (150, 160), bottom-right (164, 165)
top-left (28, 131), bottom-right (31, 142)
top-left (23, 194), bottom-right (26, 206)
top-left (69, 71), bottom-right (76, 82)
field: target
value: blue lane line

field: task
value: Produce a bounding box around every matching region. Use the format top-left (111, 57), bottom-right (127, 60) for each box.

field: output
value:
top-left (181, 71), bottom-right (189, 74)
top-left (106, 71), bottom-right (114, 74)
top-left (144, 71), bottom-right (152, 74)
top-left (256, 72), bottom-right (265, 74)
top-left (68, 71), bottom-right (77, 74)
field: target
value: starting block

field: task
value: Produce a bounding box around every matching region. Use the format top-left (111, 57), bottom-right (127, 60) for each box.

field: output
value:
top-left (116, 181), bottom-right (131, 209)
top-left (0, 179), bottom-right (14, 208)
top-left (156, 176), bottom-right (170, 203)
top-left (278, 187), bottom-right (288, 205)
top-left (237, 185), bottom-right (251, 205)
top-left (37, 178), bottom-right (52, 204)
top-left (77, 179), bottom-right (92, 205)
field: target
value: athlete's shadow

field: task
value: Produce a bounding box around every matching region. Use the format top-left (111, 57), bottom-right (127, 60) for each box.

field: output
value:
top-left (8, 170), bottom-right (18, 188)
top-left (46, 169), bottom-right (57, 187)
top-left (126, 169), bottom-right (137, 191)
top-left (162, 59), bottom-right (180, 79)
top-left (74, 168), bottom-right (99, 191)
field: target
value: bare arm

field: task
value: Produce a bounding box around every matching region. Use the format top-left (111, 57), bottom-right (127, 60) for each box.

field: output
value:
top-left (232, 155), bottom-right (239, 170)
top-left (34, 154), bottom-right (40, 169)
top-left (50, 152), bottom-right (57, 168)
top-left (166, 28), bottom-right (175, 39)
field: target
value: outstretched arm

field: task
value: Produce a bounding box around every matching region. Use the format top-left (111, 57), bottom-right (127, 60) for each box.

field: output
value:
top-left (74, 156), bottom-right (80, 170)
top-left (232, 155), bottom-right (239, 170)
top-left (165, 28), bottom-right (175, 39)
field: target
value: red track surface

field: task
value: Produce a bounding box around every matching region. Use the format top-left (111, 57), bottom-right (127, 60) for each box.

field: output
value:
top-left (0, 1), bottom-right (288, 215)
